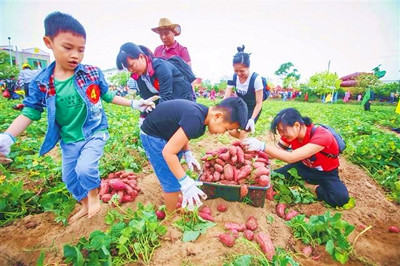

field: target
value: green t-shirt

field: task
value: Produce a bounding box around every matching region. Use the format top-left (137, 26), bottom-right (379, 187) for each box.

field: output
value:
top-left (54, 75), bottom-right (87, 143)
top-left (22, 75), bottom-right (115, 143)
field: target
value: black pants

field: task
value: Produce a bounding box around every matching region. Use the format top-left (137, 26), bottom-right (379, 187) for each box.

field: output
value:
top-left (23, 83), bottom-right (29, 97)
top-left (275, 162), bottom-right (349, 207)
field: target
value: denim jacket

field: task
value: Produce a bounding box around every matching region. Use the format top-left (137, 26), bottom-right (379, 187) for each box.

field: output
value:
top-left (23, 61), bottom-right (110, 156)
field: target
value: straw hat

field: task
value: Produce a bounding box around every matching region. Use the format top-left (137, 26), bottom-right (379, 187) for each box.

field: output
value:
top-left (151, 18), bottom-right (181, 36)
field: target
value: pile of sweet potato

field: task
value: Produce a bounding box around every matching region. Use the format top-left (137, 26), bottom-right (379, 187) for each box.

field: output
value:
top-left (99, 171), bottom-right (141, 204)
top-left (199, 141), bottom-right (270, 187)
top-left (219, 216), bottom-right (275, 260)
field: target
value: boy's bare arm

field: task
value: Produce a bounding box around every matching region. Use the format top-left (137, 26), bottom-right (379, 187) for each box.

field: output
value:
top-left (6, 115), bottom-right (32, 137)
top-left (162, 128), bottom-right (189, 178)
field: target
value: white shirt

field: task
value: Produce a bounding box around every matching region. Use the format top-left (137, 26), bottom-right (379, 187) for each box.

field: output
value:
top-left (234, 72), bottom-right (263, 96)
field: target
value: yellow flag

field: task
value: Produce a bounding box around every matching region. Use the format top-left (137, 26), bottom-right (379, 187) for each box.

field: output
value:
top-left (396, 99), bottom-right (400, 114)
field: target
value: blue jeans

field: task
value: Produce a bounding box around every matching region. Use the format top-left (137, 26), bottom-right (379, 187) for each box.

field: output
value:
top-left (275, 161), bottom-right (349, 207)
top-left (140, 133), bottom-right (182, 193)
top-left (60, 132), bottom-right (109, 201)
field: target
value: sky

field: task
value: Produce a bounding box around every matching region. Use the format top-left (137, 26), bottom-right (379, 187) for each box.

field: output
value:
top-left (1, 0), bottom-right (399, 84)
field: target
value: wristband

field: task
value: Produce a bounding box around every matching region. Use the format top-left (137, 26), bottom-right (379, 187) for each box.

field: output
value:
top-left (178, 175), bottom-right (187, 182)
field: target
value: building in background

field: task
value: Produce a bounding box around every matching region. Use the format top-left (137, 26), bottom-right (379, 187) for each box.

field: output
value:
top-left (0, 45), bottom-right (50, 69)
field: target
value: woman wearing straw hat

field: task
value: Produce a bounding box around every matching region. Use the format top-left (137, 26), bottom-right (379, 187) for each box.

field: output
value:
top-left (152, 18), bottom-right (191, 66)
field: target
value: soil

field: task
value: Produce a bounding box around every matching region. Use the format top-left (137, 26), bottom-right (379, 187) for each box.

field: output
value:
top-left (1, 134), bottom-right (399, 266)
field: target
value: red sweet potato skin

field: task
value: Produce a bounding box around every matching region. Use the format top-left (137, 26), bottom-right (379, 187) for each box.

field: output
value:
top-left (246, 216), bottom-right (258, 231)
top-left (217, 204), bottom-right (227, 212)
top-left (389, 226), bottom-right (400, 233)
top-left (276, 203), bottom-right (286, 218)
top-left (219, 233), bottom-right (235, 247)
top-left (285, 209), bottom-right (299, 221)
top-left (255, 232), bottom-right (275, 260)
top-left (224, 223), bottom-right (246, 232)
top-left (199, 212), bottom-right (214, 222)
top-left (243, 230), bottom-right (254, 241)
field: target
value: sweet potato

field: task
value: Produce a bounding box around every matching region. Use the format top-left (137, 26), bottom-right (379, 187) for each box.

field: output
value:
top-left (219, 233), bottom-right (235, 247)
top-left (246, 216), bottom-right (258, 231)
top-left (206, 174), bottom-right (214, 182)
top-left (240, 184), bottom-right (249, 199)
top-left (117, 191), bottom-right (124, 203)
top-left (266, 186), bottom-right (275, 201)
top-left (254, 167), bottom-right (270, 178)
top-left (110, 179), bottom-right (127, 191)
top-left (121, 172), bottom-right (130, 178)
top-left (220, 174), bottom-right (225, 180)
top-left (107, 173), bottom-right (115, 179)
top-left (99, 182), bottom-right (109, 196)
top-left (124, 184), bottom-right (135, 195)
top-left (236, 146), bottom-right (245, 164)
top-left (231, 155), bottom-right (238, 164)
top-left (213, 171), bottom-right (221, 181)
top-left (302, 246), bottom-right (312, 257)
top-left (256, 157), bottom-right (269, 164)
top-left (232, 140), bottom-right (242, 146)
top-left (199, 212), bottom-right (214, 222)
top-left (233, 168), bottom-right (239, 181)
top-left (217, 204), bottom-right (227, 212)
top-left (228, 229), bottom-right (239, 239)
top-left (219, 151), bottom-right (231, 161)
top-left (229, 146), bottom-right (237, 156)
top-left (238, 178), bottom-right (247, 185)
top-left (389, 226), bottom-right (400, 233)
top-left (201, 155), bottom-right (213, 161)
top-left (216, 159), bottom-right (225, 166)
top-left (276, 203), bottom-right (286, 218)
top-left (237, 165), bottom-right (252, 180)
top-left (114, 171), bottom-right (123, 178)
top-left (244, 159), bottom-right (252, 165)
top-left (244, 154), bottom-right (254, 160)
top-left (199, 174), bottom-right (206, 181)
top-left (285, 209), bottom-right (299, 221)
top-left (155, 210), bottom-right (166, 220)
top-left (224, 164), bottom-right (234, 181)
top-left (214, 163), bottom-right (224, 173)
top-left (121, 194), bottom-right (134, 203)
top-left (255, 232), bottom-right (275, 260)
top-left (217, 147), bottom-right (229, 154)
top-left (224, 223), bottom-right (246, 232)
top-left (257, 151), bottom-right (270, 160)
top-left (252, 162), bottom-right (265, 169)
top-left (200, 206), bottom-right (212, 215)
top-left (243, 230), bottom-right (254, 241)
top-left (206, 150), bottom-right (218, 156)
top-left (101, 194), bottom-right (112, 203)
top-left (258, 175), bottom-right (270, 187)
top-left (204, 162), bottom-right (211, 169)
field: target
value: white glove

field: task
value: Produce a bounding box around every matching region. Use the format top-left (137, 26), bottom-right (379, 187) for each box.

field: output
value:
top-left (179, 175), bottom-right (207, 211)
top-left (242, 137), bottom-right (265, 152)
top-left (183, 150), bottom-right (201, 171)
top-left (245, 118), bottom-right (255, 133)
top-left (130, 98), bottom-right (155, 113)
top-left (0, 133), bottom-right (15, 156)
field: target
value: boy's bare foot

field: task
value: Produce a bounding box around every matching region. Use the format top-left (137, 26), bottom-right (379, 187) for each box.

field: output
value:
top-left (69, 206), bottom-right (88, 223)
top-left (88, 188), bottom-right (101, 219)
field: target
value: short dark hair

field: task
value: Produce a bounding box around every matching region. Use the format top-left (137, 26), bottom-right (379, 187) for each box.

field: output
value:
top-left (44, 11), bottom-right (86, 39)
top-left (233, 45), bottom-right (250, 68)
top-left (215, 97), bottom-right (248, 128)
top-left (116, 42), bottom-right (153, 70)
top-left (271, 108), bottom-right (312, 134)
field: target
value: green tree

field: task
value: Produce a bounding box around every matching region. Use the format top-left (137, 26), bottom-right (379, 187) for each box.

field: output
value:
top-left (374, 82), bottom-right (400, 97)
top-left (356, 73), bottom-right (381, 90)
top-left (109, 71), bottom-right (130, 87)
top-left (0, 51), bottom-right (19, 79)
top-left (275, 62), bottom-right (301, 88)
top-left (306, 71), bottom-right (341, 95)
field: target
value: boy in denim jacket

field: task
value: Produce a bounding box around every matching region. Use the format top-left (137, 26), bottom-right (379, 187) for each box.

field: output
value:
top-left (0, 12), bottom-right (154, 222)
